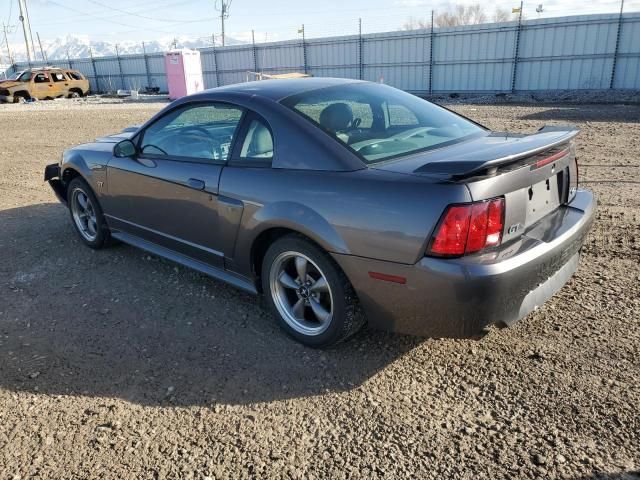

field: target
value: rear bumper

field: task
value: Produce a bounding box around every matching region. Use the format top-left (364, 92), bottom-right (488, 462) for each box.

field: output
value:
top-left (333, 189), bottom-right (596, 338)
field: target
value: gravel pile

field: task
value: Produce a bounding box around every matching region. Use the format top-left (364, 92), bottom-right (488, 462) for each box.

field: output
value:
top-left (0, 101), bottom-right (638, 479)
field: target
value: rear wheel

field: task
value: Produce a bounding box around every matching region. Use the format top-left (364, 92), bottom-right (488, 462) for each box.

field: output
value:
top-left (68, 89), bottom-right (81, 99)
top-left (13, 92), bottom-right (28, 103)
top-left (67, 177), bottom-right (111, 249)
top-left (262, 235), bottom-right (365, 347)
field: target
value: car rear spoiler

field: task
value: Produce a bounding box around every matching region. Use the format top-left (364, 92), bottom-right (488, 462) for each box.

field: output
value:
top-left (414, 126), bottom-right (580, 178)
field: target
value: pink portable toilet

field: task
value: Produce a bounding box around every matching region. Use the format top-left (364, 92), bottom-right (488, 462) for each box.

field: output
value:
top-left (164, 49), bottom-right (204, 100)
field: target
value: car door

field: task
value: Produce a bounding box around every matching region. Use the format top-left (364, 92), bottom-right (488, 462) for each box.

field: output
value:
top-left (31, 72), bottom-right (55, 99)
top-left (217, 112), bottom-right (275, 270)
top-left (105, 101), bottom-right (245, 268)
top-left (50, 71), bottom-right (70, 97)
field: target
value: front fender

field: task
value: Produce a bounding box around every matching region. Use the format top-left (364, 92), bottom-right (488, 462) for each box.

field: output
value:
top-left (60, 148), bottom-right (109, 198)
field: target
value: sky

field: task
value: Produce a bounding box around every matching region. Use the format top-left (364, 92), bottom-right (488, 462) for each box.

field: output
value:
top-left (1, 0), bottom-right (638, 47)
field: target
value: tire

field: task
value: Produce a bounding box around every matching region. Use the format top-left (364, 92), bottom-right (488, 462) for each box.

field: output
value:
top-left (66, 177), bottom-right (111, 249)
top-left (13, 92), bottom-right (27, 103)
top-left (262, 234), bottom-right (365, 347)
top-left (68, 90), bottom-right (81, 99)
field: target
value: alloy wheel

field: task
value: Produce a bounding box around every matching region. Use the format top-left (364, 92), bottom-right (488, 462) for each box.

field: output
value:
top-left (269, 251), bottom-right (334, 336)
top-left (71, 188), bottom-right (98, 242)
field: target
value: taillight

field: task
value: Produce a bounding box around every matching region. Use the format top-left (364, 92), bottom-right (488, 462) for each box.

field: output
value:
top-left (429, 205), bottom-right (470, 256)
top-left (428, 198), bottom-right (505, 257)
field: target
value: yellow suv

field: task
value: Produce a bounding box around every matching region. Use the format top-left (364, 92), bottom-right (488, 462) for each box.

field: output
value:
top-left (0, 67), bottom-right (90, 103)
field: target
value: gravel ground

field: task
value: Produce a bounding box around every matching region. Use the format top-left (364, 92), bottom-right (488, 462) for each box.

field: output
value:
top-left (0, 99), bottom-right (638, 479)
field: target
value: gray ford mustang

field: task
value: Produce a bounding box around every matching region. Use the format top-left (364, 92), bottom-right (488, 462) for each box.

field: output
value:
top-left (45, 78), bottom-right (595, 347)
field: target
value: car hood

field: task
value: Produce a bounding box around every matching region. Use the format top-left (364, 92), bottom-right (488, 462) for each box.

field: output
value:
top-left (94, 126), bottom-right (140, 143)
top-left (371, 125), bottom-right (579, 178)
top-left (0, 81), bottom-right (22, 89)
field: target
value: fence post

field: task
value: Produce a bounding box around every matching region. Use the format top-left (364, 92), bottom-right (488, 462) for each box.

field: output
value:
top-left (429, 10), bottom-right (434, 95)
top-left (66, 47), bottom-right (72, 70)
top-left (358, 18), bottom-right (363, 80)
top-left (251, 29), bottom-right (258, 73)
top-left (610, 0), bottom-right (625, 89)
top-left (510, 1), bottom-right (523, 93)
top-left (115, 44), bottom-right (125, 90)
top-left (89, 47), bottom-right (99, 93)
top-left (212, 34), bottom-right (221, 87)
top-left (142, 41), bottom-right (152, 90)
top-left (301, 24), bottom-right (308, 74)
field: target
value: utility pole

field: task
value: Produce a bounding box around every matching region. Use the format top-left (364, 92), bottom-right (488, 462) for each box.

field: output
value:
top-left (2, 23), bottom-right (14, 65)
top-left (36, 32), bottom-right (47, 63)
top-left (89, 47), bottom-right (99, 92)
top-left (215, 0), bottom-right (232, 47)
top-left (18, 0), bottom-right (34, 63)
top-left (23, 0), bottom-right (37, 61)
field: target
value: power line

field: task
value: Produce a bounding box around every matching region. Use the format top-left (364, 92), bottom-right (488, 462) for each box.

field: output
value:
top-left (30, 0), bottom-right (192, 27)
top-left (42, 0), bottom-right (185, 35)
top-left (85, 0), bottom-right (205, 24)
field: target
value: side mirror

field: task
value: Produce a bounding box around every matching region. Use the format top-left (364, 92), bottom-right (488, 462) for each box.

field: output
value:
top-left (114, 139), bottom-right (137, 158)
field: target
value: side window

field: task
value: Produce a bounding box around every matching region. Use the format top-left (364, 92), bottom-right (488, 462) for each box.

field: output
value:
top-left (140, 102), bottom-right (244, 162)
top-left (19, 72), bottom-right (32, 82)
top-left (387, 103), bottom-right (419, 127)
top-left (33, 73), bottom-right (49, 83)
top-left (51, 72), bottom-right (67, 82)
top-left (67, 71), bottom-right (84, 80)
top-left (239, 119), bottom-right (273, 162)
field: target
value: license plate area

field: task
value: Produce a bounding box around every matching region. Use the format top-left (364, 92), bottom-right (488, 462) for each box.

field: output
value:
top-left (527, 174), bottom-right (561, 225)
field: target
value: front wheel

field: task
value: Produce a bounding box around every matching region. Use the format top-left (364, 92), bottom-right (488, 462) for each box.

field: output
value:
top-left (67, 177), bottom-right (111, 249)
top-left (262, 235), bottom-right (365, 347)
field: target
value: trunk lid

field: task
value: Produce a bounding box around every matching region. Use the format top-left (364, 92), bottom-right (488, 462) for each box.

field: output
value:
top-left (372, 126), bottom-right (579, 178)
top-left (373, 125), bottom-right (580, 244)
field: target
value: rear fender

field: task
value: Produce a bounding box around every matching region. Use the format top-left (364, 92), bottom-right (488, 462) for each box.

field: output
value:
top-left (233, 201), bottom-right (350, 278)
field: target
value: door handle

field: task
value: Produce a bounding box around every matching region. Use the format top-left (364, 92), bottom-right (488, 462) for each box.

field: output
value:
top-left (187, 178), bottom-right (205, 190)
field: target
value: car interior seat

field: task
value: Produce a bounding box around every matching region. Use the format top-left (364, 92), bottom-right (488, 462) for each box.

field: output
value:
top-left (244, 121), bottom-right (273, 158)
top-left (319, 103), bottom-right (354, 143)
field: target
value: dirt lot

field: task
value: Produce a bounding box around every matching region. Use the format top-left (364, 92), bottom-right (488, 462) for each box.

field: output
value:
top-left (0, 99), bottom-right (638, 479)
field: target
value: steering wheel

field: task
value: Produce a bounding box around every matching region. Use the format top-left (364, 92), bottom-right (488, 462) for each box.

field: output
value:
top-left (176, 128), bottom-right (223, 160)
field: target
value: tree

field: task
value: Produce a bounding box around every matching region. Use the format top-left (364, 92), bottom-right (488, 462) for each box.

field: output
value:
top-left (402, 16), bottom-right (430, 30)
top-left (402, 3), bottom-right (516, 30)
top-left (492, 8), bottom-right (512, 23)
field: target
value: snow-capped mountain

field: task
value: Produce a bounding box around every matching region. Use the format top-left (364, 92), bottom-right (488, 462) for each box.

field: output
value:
top-left (5, 34), bottom-right (246, 63)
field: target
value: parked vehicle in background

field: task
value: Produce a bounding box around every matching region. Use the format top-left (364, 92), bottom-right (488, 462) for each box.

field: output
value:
top-left (44, 78), bottom-right (595, 347)
top-left (0, 67), bottom-right (89, 103)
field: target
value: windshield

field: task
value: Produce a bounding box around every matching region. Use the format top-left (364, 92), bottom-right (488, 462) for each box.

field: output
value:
top-left (281, 83), bottom-right (486, 164)
top-left (13, 71), bottom-right (31, 82)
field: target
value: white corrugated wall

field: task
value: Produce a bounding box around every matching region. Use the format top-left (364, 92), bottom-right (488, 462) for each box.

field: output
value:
top-left (10, 12), bottom-right (640, 94)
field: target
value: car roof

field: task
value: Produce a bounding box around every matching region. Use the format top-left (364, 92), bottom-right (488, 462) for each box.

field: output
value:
top-left (29, 67), bottom-right (68, 72)
top-left (201, 77), bottom-right (365, 101)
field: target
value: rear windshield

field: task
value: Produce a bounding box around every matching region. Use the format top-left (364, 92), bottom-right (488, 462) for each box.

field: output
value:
top-left (281, 83), bottom-right (485, 164)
